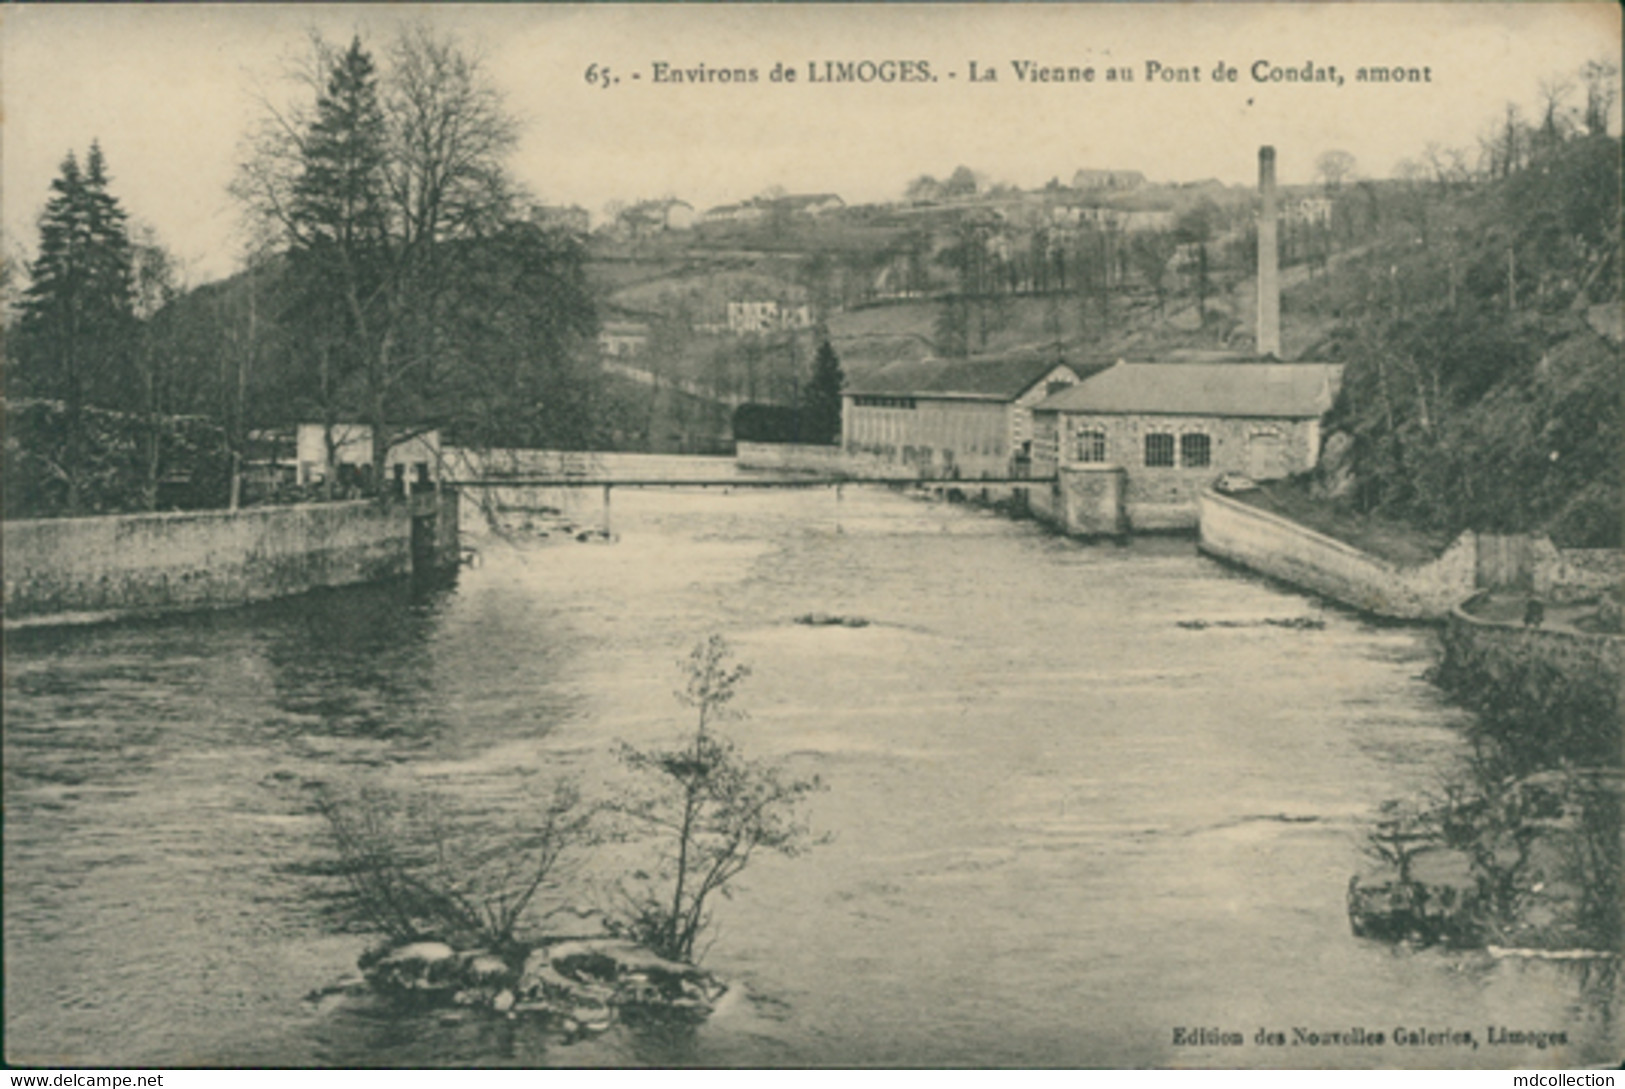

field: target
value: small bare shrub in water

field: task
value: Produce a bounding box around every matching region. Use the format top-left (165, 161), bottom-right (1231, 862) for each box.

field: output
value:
top-left (611, 635), bottom-right (825, 964)
top-left (313, 777), bottom-right (590, 952)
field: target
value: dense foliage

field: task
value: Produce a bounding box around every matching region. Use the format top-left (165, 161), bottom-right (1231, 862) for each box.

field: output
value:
top-left (10, 145), bottom-right (138, 513)
top-left (2, 399), bottom-right (232, 519)
top-left (731, 402), bottom-right (807, 444)
top-left (1306, 135), bottom-right (1621, 546)
top-left (7, 145), bottom-right (236, 517)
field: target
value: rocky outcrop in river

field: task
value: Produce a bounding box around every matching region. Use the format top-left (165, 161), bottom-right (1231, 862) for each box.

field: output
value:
top-left (359, 937), bottom-right (727, 1033)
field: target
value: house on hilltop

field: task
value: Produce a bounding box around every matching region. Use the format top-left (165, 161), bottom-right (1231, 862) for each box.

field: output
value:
top-left (598, 320), bottom-right (651, 357)
top-left (1029, 358), bottom-right (1342, 529)
top-left (726, 300), bottom-right (813, 335)
top-left (774, 193), bottom-right (845, 216)
top-left (842, 353), bottom-right (1103, 479)
top-left (1071, 169), bottom-right (1147, 191)
top-left (701, 201), bottom-right (766, 225)
top-left (619, 199), bottom-right (695, 237)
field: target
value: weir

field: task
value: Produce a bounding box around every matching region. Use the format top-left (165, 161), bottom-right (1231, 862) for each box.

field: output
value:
top-left (450, 476), bottom-right (1053, 488)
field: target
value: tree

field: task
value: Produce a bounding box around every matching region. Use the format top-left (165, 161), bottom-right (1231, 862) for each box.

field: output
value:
top-left (236, 29), bottom-right (542, 489)
top-left (314, 778), bottom-right (589, 951)
top-left (804, 338), bottom-right (845, 445)
top-left (434, 218), bottom-right (599, 449)
top-left (15, 142), bottom-right (137, 513)
top-left (942, 165), bottom-right (980, 199)
top-left (129, 227), bottom-right (185, 510)
top-left (903, 174), bottom-right (942, 204)
top-left (1128, 230), bottom-right (1178, 321)
top-left (1315, 149), bottom-right (1358, 191)
top-left (1173, 203), bottom-right (1217, 326)
top-left (1580, 59), bottom-right (1619, 137)
top-left (1534, 76), bottom-right (1577, 155)
top-left (612, 636), bottom-right (823, 964)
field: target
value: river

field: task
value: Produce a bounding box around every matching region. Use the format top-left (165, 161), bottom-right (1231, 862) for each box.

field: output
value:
top-left (4, 462), bottom-right (1619, 1067)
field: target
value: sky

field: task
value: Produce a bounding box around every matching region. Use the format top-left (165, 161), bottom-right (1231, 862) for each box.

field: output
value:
top-left (3, 2), bottom-right (1618, 284)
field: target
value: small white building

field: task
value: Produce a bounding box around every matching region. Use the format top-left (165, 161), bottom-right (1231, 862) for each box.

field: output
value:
top-left (726, 301), bottom-right (813, 335)
top-left (598, 321), bottom-right (651, 357)
top-left (296, 424), bottom-right (443, 492)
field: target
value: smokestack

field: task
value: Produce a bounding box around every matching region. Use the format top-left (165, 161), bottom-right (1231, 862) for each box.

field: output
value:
top-left (1257, 145), bottom-right (1281, 359)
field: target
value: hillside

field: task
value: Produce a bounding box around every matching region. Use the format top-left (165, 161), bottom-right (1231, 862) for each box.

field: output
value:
top-left (1291, 135), bottom-right (1621, 547)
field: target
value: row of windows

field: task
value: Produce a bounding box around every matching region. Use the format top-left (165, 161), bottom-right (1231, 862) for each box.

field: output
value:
top-left (1074, 430), bottom-right (1210, 468)
top-left (853, 395), bottom-right (917, 409)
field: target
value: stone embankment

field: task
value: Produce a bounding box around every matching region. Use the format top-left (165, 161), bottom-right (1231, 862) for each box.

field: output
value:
top-left (3, 491), bottom-right (459, 628)
top-left (1190, 485), bottom-right (1622, 954)
top-left (1197, 488), bottom-right (1475, 619)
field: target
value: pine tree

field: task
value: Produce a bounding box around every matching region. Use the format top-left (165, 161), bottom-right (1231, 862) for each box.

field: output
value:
top-left (293, 38), bottom-right (388, 255)
top-left (17, 142), bottom-right (137, 512)
top-left (804, 338), bottom-right (845, 445)
top-left (239, 30), bottom-right (525, 490)
top-left (285, 36), bottom-right (391, 491)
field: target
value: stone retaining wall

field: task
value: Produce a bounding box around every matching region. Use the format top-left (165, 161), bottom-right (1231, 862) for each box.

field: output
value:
top-left (1444, 597), bottom-right (1624, 699)
top-left (1197, 489), bottom-right (1476, 619)
top-left (3, 493), bottom-right (459, 627)
top-left (1438, 596), bottom-right (1622, 767)
top-left (1031, 465), bottom-right (1127, 537)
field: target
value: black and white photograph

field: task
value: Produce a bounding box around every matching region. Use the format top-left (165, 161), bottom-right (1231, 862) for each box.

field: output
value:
top-left (2, 1), bottom-right (1621, 1072)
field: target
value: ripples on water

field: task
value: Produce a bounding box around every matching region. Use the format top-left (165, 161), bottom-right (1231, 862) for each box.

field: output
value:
top-left (4, 477), bottom-right (1620, 1067)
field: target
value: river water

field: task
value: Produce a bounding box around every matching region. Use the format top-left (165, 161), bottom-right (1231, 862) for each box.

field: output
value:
top-left (5, 462), bottom-right (1620, 1068)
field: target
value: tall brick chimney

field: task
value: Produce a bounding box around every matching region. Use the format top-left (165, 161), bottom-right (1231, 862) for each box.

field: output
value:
top-left (1257, 145), bottom-right (1281, 359)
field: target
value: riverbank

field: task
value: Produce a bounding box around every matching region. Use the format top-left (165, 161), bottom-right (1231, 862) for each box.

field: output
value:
top-left (1347, 593), bottom-right (1622, 956)
top-left (2, 491), bottom-right (459, 628)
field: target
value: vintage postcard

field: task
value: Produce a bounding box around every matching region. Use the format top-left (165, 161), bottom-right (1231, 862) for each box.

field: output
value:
top-left (3, 2), bottom-right (1620, 1074)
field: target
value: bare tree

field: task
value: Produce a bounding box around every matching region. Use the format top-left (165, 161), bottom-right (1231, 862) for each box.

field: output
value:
top-left (1580, 59), bottom-right (1620, 137)
top-left (235, 27), bottom-right (522, 488)
top-left (1315, 149), bottom-right (1358, 191)
top-left (129, 225), bottom-right (185, 510)
top-left (612, 636), bottom-right (823, 964)
top-left (1535, 76), bottom-right (1577, 154)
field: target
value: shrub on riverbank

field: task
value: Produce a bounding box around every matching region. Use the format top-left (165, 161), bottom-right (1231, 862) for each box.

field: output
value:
top-left (1351, 615), bottom-right (1622, 953)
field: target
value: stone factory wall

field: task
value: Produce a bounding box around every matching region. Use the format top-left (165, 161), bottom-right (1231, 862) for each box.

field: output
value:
top-left (1050, 412), bottom-right (1320, 531)
top-left (1197, 489), bottom-right (1477, 620)
top-left (3, 497), bottom-right (457, 626)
